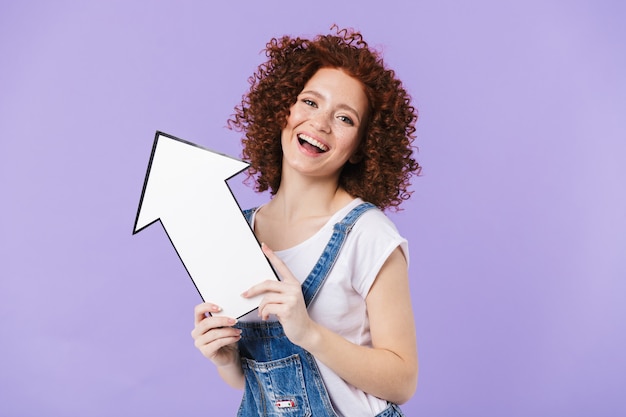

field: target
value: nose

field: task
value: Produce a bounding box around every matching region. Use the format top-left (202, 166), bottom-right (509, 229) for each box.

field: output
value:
top-left (311, 111), bottom-right (331, 133)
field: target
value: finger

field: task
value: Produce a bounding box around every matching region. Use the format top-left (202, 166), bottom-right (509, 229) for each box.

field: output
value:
top-left (203, 333), bottom-right (242, 354)
top-left (258, 301), bottom-right (291, 321)
top-left (196, 331), bottom-right (242, 359)
top-left (192, 315), bottom-right (238, 338)
top-left (256, 294), bottom-right (286, 319)
top-left (261, 243), bottom-right (299, 284)
top-left (195, 325), bottom-right (242, 347)
top-left (194, 303), bottom-right (222, 325)
top-left (257, 300), bottom-right (274, 321)
top-left (243, 279), bottom-right (284, 298)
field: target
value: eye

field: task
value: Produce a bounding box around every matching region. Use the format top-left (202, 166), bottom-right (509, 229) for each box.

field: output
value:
top-left (302, 99), bottom-right (317, 107)
top-left (338, 115), bottom-right (354, 126)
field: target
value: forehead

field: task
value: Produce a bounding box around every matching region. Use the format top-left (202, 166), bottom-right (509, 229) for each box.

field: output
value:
top-left (302, 68), bottom-right (368, 111)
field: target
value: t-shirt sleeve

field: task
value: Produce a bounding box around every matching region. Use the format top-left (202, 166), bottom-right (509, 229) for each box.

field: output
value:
top-left (347, 209), bottom-right (409, 299)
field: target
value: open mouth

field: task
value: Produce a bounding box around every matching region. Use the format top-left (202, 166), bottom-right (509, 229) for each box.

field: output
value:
top-left (298, 133), bottom-right (328, 153)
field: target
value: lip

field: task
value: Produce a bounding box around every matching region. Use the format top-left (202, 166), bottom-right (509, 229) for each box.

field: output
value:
top-left (296, 131), bottom-right (330, 155)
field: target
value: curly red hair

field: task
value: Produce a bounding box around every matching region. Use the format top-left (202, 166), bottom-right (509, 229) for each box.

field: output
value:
top-left (228, 26), bottom-right (420, 211)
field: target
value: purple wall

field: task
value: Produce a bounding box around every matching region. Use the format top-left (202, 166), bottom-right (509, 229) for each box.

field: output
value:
top-left (1, 1), bottom-right (624, 415)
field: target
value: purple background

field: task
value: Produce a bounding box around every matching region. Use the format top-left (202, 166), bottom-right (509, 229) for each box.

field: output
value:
top-left (1, 1), bottom-right (625, 415)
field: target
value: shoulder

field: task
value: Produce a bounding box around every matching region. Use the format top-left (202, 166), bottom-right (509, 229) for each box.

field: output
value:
top-left (351, 205), bottom-right (405, 245)
top-left (336, 199), bottom-right (406, 251)
top-left (341, 203), bottom-right (410, 296)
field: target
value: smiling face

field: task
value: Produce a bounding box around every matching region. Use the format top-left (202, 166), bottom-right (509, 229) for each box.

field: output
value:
top-left (280, 67), bottom-right (369, 183)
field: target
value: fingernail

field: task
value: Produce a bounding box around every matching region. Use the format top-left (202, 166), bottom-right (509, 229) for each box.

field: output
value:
top-left (228, 318), bottom-right (237, 325)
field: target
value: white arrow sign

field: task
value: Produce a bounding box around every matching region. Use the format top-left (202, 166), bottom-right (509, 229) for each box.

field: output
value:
top-left (133, 131), bottom-right (278, 318)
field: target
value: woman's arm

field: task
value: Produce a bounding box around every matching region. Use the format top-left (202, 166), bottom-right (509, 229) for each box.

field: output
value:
top-left (247, 244), bottom-right (418, 404)
top-left (305, 247), bottom-right (418, 404)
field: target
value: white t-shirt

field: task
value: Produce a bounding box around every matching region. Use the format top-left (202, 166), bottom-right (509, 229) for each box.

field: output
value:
top-left (243, 198), bottom-right (409, 417)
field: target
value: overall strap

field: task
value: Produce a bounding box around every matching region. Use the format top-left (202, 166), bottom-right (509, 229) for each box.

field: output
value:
top-left (242, 207), bottom-right (257, 225)
top-left (241, 202), bottom-right (376, 306)
top-left (301, 202), bottom-right (376, 307)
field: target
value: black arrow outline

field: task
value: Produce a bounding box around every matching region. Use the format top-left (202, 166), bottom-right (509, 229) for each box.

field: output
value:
top-left (132, 130), bottom-right (278, 318)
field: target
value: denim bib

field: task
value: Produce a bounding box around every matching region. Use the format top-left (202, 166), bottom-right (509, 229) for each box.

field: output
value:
top-left (235, 202), bottom-right (405, 417)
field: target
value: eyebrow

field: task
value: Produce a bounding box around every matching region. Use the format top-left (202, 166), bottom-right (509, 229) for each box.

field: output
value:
top-left (300, 90), bottom-right (363, 123)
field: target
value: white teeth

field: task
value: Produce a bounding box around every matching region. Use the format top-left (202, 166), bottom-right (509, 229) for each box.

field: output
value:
top-left (298, 134), bottom-right (328, 152)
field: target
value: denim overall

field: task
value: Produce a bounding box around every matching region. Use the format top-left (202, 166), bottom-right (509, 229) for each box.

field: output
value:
top-left (236, 202), bottom-right (405, 417)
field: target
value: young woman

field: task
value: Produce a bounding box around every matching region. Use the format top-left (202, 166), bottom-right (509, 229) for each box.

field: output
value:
top-left (191, 26), bottom-right (420, 417)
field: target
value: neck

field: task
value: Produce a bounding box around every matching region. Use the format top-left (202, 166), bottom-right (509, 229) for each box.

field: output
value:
top-left (268, 172), bottom-right (354, 221)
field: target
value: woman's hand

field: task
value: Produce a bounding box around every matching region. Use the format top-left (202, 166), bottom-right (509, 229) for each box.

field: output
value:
top-left (191, 303), bottom-right (241, 368)
top-left (242, 243), bottom-right (317, 347)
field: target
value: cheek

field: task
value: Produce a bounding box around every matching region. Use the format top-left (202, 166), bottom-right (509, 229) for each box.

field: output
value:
top-left (281, 113), bottom-right (297, 140)
top-left (286, 107), bottom-right (307, 127)
top-left (341, 129), bottom-right (363, 152)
